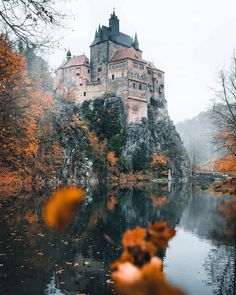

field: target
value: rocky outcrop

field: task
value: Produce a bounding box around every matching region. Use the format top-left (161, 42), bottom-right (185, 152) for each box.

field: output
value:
top-left (122, 96), bottom-right (190, 178)
top-left (55, 94), bottom-right (189, 185)
top-left (55, 104), bottom-right (98, 186)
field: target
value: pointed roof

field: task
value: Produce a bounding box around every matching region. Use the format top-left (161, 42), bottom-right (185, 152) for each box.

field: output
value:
top-left (110, 8), bottom-right (118, 19)
top-left (90, 12), bottom-right (141, 52)
top-left (133, 33), bottom-right (139, 50)
top-left (110, 47), bottom-right (144, 62)
top-left (66, 49), bottom-right (72, 59)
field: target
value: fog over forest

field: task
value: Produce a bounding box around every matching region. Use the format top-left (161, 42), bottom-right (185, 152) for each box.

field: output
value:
top-left (176, 111), bottom-right (223, 167)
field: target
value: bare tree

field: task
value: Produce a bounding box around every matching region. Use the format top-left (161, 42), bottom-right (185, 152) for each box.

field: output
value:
top-left (0, 0), bottom-right (65, 47)
top-left (212, 56), bottom-right (236, 158)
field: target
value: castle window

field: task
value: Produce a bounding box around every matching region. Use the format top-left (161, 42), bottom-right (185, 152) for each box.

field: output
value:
top-left (97, 78), bottom-right (100, 82)
top-left (98, 67), bottom-right (102, 72)
top-left (147, 69), bottom-right (152, 75)
top-left (158, 72), bottom-right (162, 78)
top-left (139, 84), bottom-right (142, 90)
top-left (88, 69), bottom-right (90, 73)
top-left (133, 83), bottom-right (136, 89)
top-left (112, 74), bottom-right (115, 80)
top-left (133, 62), bottom-right (138, 68)
top-left (83, 92), bottom-right (86, 96)
top-left (76, 73), bottom-right (80, 76)
top-left (80, 83), bottom-right (83, 86)
top-left (139, 63), bottom-right (144, 70)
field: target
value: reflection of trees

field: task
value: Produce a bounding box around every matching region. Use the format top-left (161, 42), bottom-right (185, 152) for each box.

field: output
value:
top-left (204, 243), bottom-right (236, 295)
top-left (0, 193), bottom-right (65, 295)
top-left (0, 183), bottom-right (189, 294)
top-left (57, 184), bottom-right (189, 293)
top-left (172, 189), bottom-right (236, 295)
top-left (179, 191), bottom-right (229, 240)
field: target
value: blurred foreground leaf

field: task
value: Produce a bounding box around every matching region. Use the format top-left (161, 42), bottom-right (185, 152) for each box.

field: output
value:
top-left (44, 187), bottom-right (85, 233)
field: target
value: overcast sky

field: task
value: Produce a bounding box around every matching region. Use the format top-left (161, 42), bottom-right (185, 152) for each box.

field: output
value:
top-left (46, 0), bottom-right (236, 123)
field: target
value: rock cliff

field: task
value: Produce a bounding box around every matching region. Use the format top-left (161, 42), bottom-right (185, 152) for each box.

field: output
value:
top-left (57, 95), bottom-right (189, 185)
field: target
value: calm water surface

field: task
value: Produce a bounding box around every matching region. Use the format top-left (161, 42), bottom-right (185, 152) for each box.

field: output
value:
top-left (0, 183), bottom-right (235, 295)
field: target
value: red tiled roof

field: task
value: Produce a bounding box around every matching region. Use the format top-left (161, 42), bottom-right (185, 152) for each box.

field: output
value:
top-left (58, 54), bottom-right (89, 69)
top-left (110, 47), bottom-right (144, 62)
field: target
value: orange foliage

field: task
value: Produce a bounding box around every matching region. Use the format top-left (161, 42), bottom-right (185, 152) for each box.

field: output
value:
top-left (107, 195), bottom-right (117, 211)
top-left (113, 257), bottom-right (185, 295)
top-left (88, 131), bottom-right (107, 156)
top-left (25, 211), bottom-right (38, 224)
top-left (215, 156), bottom-right (236, 174)
top-left (149, 222), bottom-right (176, 250)
top-left (111, 223), bottom-right (184, 295)
top-left (151, 155), bottom-right (168, 167)
top-left (111, 222), bottom-right (176, 270)
top-left (0, 35), bottom-right (64, 185)
top-left (44, 187), bottom-right (85, 233)
top-left (0, 34), bottom-right (26, 99)
top-left (107, 151), bottom-right (118, 166)
top-left (151, 195), bottom-right (168, 207)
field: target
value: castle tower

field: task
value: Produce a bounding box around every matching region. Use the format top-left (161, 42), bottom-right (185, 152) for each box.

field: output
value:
top-left (109, 9), bottom-right (119, 36)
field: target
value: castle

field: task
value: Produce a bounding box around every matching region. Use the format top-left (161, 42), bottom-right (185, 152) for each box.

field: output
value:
top-left (56, 10), bottom-right (165, 123)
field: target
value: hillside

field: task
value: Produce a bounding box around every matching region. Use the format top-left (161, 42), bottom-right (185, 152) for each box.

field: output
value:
top-left (176, 111), bottom-right (223, 168)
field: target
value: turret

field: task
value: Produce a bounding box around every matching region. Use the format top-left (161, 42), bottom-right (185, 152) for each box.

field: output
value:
top-left (109, 9), bottom-right (119, 36)
top-left (133, 33), bottom-right (139, 50)
top-left (66, 49), bottom-right (71, 61)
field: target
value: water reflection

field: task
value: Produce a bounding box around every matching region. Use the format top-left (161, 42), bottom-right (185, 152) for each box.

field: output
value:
top-left (0, 184), bottom-right (235, 295)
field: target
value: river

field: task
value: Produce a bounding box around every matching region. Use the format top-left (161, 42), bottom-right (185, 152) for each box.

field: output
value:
top-left (0, 183), bottom-right (235, 295)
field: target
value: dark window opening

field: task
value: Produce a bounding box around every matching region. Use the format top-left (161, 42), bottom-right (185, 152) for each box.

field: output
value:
top-left (76, 73), bottom-right (80, 76)
top-left (139, 84), bottom-right (142, 90)
top-left (80, 83), bottom-right (83, 86)
top-left (88, 69), bottom-right (90, 73)
top-left (83, 92), bottom-right (86, 96)
top-left (139, 63), bottom-right (144, 70)
top-left (97, 78), bottom-right (100, 82)
top-left (133, 83), bottom-right (136, 89)
top-left (98, 67), bottom-right (102, 72)
top-left (112, 74), bottom-right (115, 80)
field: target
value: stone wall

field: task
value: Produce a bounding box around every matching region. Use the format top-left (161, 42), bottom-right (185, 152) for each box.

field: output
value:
top-left (125, 99), bottom-right (148, 123)
top-left (90, 42), bottom-right (109, 84)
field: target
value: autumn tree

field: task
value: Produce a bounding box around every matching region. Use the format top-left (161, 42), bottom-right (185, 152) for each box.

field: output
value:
top-left (0, 35), bottom-right (63, 184)
top-left (212, 56), bottom-right (236, 173)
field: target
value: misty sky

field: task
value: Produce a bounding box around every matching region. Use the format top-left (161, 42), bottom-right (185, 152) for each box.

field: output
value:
top-left (46, 0), bottom-right (236, 123)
